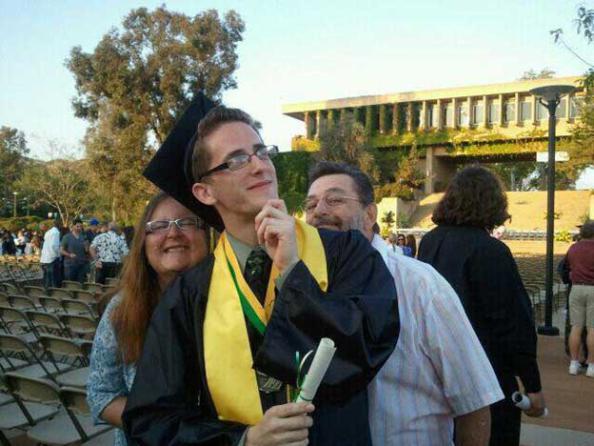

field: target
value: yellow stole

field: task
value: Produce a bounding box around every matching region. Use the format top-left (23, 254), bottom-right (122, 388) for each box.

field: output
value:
top-left (203, 219), bottom-right (328, 425)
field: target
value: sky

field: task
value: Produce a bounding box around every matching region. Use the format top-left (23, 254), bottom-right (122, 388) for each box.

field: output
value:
top-left (1, 0), bottom-right (593, 187)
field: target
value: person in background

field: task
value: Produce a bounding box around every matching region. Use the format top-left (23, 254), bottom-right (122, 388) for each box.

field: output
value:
top-left (85, 218), bottom-right (100, 244)
top-left (418, 165), bottom-right (546, 446)
top-left (565, 221), bottom-right (594, 378)
top-left (88, 192), bottom-right (210, 446)
top-left (61, 218), bottom-right (90, 284)
top-left (387, 232), bottom-right (404, 255)
top-left (40, 221), bottom-right (61, 289)
top-left (90, 222), bottom-right (129, 284)
top-left (405, 234), bottom-right (417, 258)
top-left (397, 233), bottom-right (413, 257)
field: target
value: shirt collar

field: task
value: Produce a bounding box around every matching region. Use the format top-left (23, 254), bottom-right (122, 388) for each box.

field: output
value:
top-left (371, 233), bottom-right (390, 265)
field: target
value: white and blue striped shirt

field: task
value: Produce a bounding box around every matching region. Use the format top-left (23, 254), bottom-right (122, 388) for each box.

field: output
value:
top-left (369, 235), bottom-right (503, 445)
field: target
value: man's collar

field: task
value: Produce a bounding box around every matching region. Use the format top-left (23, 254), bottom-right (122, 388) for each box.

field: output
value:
top-left (226, 231), bottom-right (260, 272)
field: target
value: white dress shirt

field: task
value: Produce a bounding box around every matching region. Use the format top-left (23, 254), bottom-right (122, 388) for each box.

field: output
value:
top-left (368, 234), bottom-right (503, 445)
top-left (40, 227), bottom-right (61, 264)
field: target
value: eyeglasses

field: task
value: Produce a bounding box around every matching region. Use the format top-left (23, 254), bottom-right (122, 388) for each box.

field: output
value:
top-left (197, 144), bottom-right (279, 181)
top-left (145, 217), bottom-right (204, 234)
top-left (303, 194), bottom-right (363, 213)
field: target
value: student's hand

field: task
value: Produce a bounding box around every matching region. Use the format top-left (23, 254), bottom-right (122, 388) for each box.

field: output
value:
top-left (255, 199), bottom-right (299, 275)
top-left (524, 391), bottom-right (546, 417)
top-left (95, 260), bottom-right (102, 269)
top-left (245, 402), bottom-right (314, 446)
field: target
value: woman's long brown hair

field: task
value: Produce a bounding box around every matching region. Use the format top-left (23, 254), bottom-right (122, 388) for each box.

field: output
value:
top-left (109, 191), bottom-right (170, 364)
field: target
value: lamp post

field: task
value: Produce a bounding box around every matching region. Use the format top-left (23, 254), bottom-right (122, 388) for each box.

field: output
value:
top-left (12, 191), bottom-right (18, 218)
top-left (529, 84), bottom-right (577, 336)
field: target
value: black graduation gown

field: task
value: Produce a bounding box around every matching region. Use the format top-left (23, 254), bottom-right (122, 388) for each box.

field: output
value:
top-left (122, 228), bottom-right (399, 446)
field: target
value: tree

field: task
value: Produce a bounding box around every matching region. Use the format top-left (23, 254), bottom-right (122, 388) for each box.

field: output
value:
top-left (376, 145), bottom-right (424, 201)
top-left (16, 158), bottom-right (96, 227)
top-left (380, 211), bottom-right (395, 238)
top-left (518, 68), bottom-right (556, 80)
top-left (273, 151), bottom-right (313, 214)
top-left (66, 6), bottom-right (245, 221)
top-left (317, 114), bottom-right (380, 182)
top-left (0, 126), bottom-right (29, 197)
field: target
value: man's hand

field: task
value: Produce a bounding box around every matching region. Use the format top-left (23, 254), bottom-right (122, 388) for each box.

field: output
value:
top-left (255, 199), bottom-right (299, 275)
top-left (246, 402), bottom-right (314, 446)
top-left (524, 391), bottom-right (546, 417)
top-left (95, 260), bottom-right (103, 269)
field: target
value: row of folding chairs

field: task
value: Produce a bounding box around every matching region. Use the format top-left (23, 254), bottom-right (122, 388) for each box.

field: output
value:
top-left (0, 336), bottom-right (113, 445)
top-left (23, 285), bottom-right (99, 303)
top-left (0, 306), bottom-right (98, 342)
top-left (62, 279), bottom-right (118, 292)
top-left (0, 292), bottom-right (98, 320)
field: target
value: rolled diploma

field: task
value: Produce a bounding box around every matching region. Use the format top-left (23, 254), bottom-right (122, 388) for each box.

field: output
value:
top-left (295, 338), bottom-right (337, 403)
top-left (511, 391), bottom-right (549, 417)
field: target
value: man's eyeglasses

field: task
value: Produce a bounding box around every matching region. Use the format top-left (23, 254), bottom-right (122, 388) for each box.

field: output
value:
top-left (145, 217), bottom-right (204, 234)
top-left (303, 194), bottom-right (363, 213)
top-left (197, 144), bottom-right (279, 181)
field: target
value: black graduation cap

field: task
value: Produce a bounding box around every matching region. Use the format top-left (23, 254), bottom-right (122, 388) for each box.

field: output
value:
top-left (143, 93), bottom-right (225, 231)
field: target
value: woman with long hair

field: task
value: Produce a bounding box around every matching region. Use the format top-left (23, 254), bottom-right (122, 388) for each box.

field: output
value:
top-left (418, 165), bottom-right (546, 446)
top-left (87, 192), bottom-right (210, 446)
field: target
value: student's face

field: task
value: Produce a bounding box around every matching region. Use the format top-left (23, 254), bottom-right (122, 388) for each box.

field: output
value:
top-left (193, 122), bottom-right (278, 221)
top-left (305, 174), bottom-right (375, 239)
top-left (144, 198), bottom-right (208, 284)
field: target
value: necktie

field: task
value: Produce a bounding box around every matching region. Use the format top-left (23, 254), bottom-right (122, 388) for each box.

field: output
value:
top-left (244, 248), bottom-right (272, 305)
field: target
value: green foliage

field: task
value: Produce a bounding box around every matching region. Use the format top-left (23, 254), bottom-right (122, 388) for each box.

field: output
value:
top-left (0, 216), bottom-right (43, 233)
top-left (396, 212), bottom-right (412, 229)
top-left (380, 211), bottom-right (395, 237)
top-left (317, 114), bottom-right (380, 182)
top-left (555, 230), bottom-right (573, 243)
top-left (15, 158), bottom-right (97, 227)
top-left (518, 68), bottom-right (556, 80)
top-left (66, 6), bottom-right (245, 222)
top-left (292, 136), bottom-right (320, 152)
top-left (273, 151), bottom-right (313, 214)
top-left (0, 127), bottom-right (29, 198)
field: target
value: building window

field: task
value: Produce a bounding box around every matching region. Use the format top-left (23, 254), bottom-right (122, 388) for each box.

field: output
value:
top-left (504, 101), bottom-right (515, 123)
top-left (472, 101), bottom-right (484, 125)
top-left (488, 102), bottom-right (500, 124)
top-left (520, 101), bottom-right (532, 121)
top-left (412, 103), bottom-right (422, 129)
top-left (557, 98), bottom-right (567, 118)
top-left (536, 102), bottom-right (548, 121)
top-left (444, 103), bottom-right (454, 128)
top-left (569, 96), bottom-right (582, 118)
top-left (457, 102), bottom-right (469, 126)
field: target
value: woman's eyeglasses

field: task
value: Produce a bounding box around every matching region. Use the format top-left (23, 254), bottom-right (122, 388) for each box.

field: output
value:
top-left (146, 217), bottom-right (204, 234)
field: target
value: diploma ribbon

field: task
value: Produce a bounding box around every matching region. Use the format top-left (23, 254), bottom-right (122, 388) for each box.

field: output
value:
top-left (292, 349), bottom-right (314, 402)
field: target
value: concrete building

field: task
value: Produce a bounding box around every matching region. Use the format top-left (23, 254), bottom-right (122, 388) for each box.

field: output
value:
top-left (283, 76), bottom-right (583, 194)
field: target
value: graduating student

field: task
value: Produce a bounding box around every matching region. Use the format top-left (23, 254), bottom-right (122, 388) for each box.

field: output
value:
top-left (122, 96), bottom-right (399, 446)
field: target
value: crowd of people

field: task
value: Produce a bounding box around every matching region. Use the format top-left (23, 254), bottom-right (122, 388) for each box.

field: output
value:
top-left (4, 102), bottom-right (592, 446)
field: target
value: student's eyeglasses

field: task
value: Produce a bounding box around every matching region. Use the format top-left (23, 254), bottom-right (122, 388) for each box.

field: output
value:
top-left (303, 194), bottom-right (363, 213)
top-left (145, 217), bottom-right (204, 234)
top-left (197, 144), bottom-right (279, 181)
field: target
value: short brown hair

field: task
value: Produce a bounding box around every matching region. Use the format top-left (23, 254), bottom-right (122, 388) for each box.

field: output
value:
top-left (580, 221), bottom-right (594, 239)
top-left (191, 106), bottom-right (260, 182)
top-left (432, 165), bottom-right (511, 232)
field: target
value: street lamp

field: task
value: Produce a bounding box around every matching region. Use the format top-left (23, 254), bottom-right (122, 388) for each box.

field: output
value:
top-left (12, 191), bottom-right (18, 218)
top-left (529, 84), bottom-right (577, 336)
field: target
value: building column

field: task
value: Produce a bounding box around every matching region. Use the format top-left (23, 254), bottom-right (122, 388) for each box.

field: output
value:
top-left (315, 110), bottom-right (322, 139)
top-left (515, 92), bottom-right (521, 126)
top-left (365, 106), bottom-right (374, 134)
top-left (532, 94), bottom-right (538, 125)
top-left (407, 103), bottom-right (413, 132)
top-left (419, 101), bottom-right (427, 130)
top-left (498, 94), bottom-right (504, 126)
top-left (327, 109), bottom-right (336, 129)
top-left (392, 104), bottom-right (399, 134)
top-left (436, 99), bottom-right (443, 130)
top-left (425, 147), bottom-right (434, 194)
top-left (452, 98), bottom-right (458, 128)
top-left (467, 96), bottom-right (473, 127)
top-left (483, 95), bottom-right (488, 127)
top-left (379, 104), bottom-right (386, 134)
